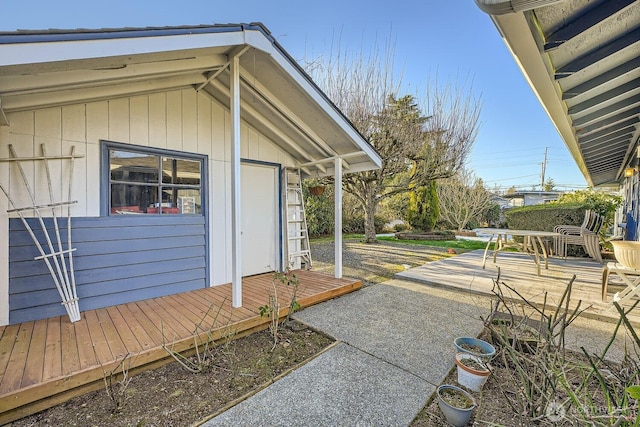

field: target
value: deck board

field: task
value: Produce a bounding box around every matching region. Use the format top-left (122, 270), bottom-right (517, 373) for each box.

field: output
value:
top-left (134, 299), bottom-right (186, 343)
top-left (0, 325), bottom-right (19, 386)
top-left (0, 322), bottom-right (33, 394)
top-left (60, 319), bottom-right (80, 375)
top-left (96, 308), bottom-right (128, 359)
top-left (21, 320), bottom-right (47, 388)
top-left (0, 271), bottom-right (362, 425)
top-left (42, 318), bottom-right (61, 381)
top-left (105, 305), bottom-right (144, 354)
top-left (111, 304), bottom-right (155, 352)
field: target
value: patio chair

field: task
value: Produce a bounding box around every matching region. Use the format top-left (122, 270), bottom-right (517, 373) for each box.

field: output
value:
top-left (554, 209), bottom-right (592, 254)
top-left (601, 240), bottom-right (640, 303)
top-left (554, 210), bottom-right (603, 263)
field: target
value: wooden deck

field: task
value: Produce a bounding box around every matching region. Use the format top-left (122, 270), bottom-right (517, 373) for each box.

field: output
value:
top-left (0, 270), bottom-right (362, 424)
top-left (397, 250), bottom-right (640, 327)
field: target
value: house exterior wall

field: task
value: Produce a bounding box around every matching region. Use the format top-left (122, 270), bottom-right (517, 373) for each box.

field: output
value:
top-left (622, 174), bottom-right (639, 241)
top-left (0, 87), bottom-right (296, 325)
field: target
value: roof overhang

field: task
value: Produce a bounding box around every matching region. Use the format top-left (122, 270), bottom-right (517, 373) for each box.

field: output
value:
top-left (476, 0), bottom-right (640, 188)
top-left (0, 24), bottom-right (382, 177)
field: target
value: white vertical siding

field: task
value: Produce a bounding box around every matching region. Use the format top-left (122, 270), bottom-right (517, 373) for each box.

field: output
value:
top-left (62, 104), bottom-right (86, 143)
top-left (181, 89), bottom-right (197, 153)
top-left (108, 98), bottom-right (129, 143)
top-left (62, 104), bottom-right (88, 215)
top-left (130, 96), bottom-right (149, 146)
top-left (247, 127), bottom-right (259, 159)
top-left (166, 91), bottom-right (182, 150)
top-left (211, 101), bottom-right (226, 162)
top-left (197, 92), bottom-right (212, 157)
top-left (35, 108), bottom-right (63, 206)
top-left (8, 133), bottom-right (35, 212)
top-left (148, 93), bottom-right (167, 148)
top-left (86, 101), bottom-right (108, 146)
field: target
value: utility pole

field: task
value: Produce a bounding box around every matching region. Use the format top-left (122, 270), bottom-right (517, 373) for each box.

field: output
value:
top-left (540, 146), bottom-right (548, 190)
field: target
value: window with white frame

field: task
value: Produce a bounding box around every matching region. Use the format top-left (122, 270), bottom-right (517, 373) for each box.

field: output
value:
top-left (105, 142), bottom-right (204, 215)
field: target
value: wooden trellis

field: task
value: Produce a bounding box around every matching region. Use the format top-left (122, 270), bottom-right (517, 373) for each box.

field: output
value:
top-left (0, 144), bottom-right (84, 322)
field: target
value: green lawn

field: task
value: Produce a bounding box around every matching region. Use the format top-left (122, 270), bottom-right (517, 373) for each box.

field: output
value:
top-left (377, 235), bottom-right (491, 250)
top-left (310, 234), bottom-right (494, 251)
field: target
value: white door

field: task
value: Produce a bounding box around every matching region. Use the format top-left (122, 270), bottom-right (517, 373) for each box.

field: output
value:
top-left (241, 163), bottom-right (279, 276)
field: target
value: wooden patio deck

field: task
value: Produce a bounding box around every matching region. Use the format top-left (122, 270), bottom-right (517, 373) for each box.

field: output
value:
top-left (397, 250), bottom-right (640, 327)
top-left (0, 270), bottom-right (361, 425)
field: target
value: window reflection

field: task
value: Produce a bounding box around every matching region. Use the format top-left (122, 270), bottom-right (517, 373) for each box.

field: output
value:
top-left (109, 148), bottom-right (202, 215)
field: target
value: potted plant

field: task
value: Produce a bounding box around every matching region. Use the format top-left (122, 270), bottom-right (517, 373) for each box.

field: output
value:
top-left (454, 336), bottom-right (496, 361)
top-left (308, 185), bottom-right (325, 195)
top-left (455, 352), bottom-right (491, 391)
top-left (437, 384), bottom-right (476, 426)
top-left (488, 312), bottom-right (543, 353)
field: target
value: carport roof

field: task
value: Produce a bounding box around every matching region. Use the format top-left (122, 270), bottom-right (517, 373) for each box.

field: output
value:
top-left (0, 23), bottom-right (382, 177)
top-left (476, 0), bottom-right (640, 188)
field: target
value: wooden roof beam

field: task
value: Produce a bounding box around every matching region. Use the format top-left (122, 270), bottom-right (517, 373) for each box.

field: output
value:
top-left (239, 66), bottom-right (339, 157)
top-left (204, 79), bottom-right (326, 174)
top-left (0, 54), bottom-right (228, 95)
top-left (0, 98), bottom-right (8, 126)
top-left (195, 46), bottom-right (250, 92)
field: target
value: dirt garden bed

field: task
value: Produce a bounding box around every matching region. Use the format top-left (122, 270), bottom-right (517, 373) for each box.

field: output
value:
top-left (13, 324), bottom-right (333, 427)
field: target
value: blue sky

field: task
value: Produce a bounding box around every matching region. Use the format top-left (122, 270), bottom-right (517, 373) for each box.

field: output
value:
top-left (0, 0), bottom-right (588, 191)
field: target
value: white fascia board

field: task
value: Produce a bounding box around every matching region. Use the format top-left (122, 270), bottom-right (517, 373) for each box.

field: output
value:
top-left (244, 29), bottom-right (382, 169)
top-left (0, 32), bottom-right (246, 67)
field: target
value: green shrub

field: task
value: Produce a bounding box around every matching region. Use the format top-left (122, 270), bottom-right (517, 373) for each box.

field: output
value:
top-left (405, 181), bottom-right (440, 231)
top-left (393, 222), bottom-right (408, 232)
top-left (342, 214), bottom-right (386, 234)
top-left (303, 180), bottom-right (334, 236)
top-left (554, 189), bottom-right (622, 231)
top-left (505, 203), bottom-right (585, 232)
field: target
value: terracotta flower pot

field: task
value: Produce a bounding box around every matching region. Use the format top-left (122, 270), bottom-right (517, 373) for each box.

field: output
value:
top-left (455, 352), bottom-right (490, 392)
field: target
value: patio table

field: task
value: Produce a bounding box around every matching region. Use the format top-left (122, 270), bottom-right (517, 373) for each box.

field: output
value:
top-left (476, 228), bottom-right (561, 276)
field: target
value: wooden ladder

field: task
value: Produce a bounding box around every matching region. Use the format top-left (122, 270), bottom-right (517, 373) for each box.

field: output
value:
top-left (283, 168), bottom-right (312, 269)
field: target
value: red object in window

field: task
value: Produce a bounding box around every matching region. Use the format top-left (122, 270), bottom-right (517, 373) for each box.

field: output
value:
top-left (146, 207), bottom-right (181, 214)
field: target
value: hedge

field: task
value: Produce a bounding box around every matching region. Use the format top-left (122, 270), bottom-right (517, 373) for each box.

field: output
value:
top-left (505, 203), bottom-right (586, 232)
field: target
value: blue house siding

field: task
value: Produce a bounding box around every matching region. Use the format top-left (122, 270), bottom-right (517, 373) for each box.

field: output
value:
top-left (8, 215), bottom-right (206, 324)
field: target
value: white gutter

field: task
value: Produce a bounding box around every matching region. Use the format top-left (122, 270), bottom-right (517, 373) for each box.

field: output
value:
top-left (475, 0), bottom-right (567, 15)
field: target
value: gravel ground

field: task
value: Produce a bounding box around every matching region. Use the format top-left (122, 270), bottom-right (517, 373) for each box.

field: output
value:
top-left (310, 239), bottom-right (454, 285)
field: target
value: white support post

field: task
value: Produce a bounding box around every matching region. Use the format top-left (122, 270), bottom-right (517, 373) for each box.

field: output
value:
top-left (230, 53), bottom-right (243, 307)
top-left (334, 157), bottom-right (343, 279)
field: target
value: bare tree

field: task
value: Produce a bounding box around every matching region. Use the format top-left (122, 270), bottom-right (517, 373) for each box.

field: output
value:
top-left (305, 41), bottom-right (481, 242)
top-left (437, 168), bottom-right (494, 231)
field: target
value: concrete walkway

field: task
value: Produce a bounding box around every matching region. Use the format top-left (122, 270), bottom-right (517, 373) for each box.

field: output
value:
top-left (202, 267), bottom-right (631, 426)
top-left (202, 279), bottom-right (487, 426)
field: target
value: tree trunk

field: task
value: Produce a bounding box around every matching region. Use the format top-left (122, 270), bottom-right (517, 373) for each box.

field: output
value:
top-left (364, 186), bottom-right (377, 243)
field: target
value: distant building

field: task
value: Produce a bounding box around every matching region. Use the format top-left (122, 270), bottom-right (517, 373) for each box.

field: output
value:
top-left (490, 194), bottom-right (511, 209)
top-left (502, 191), bottom-right (562, 207)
